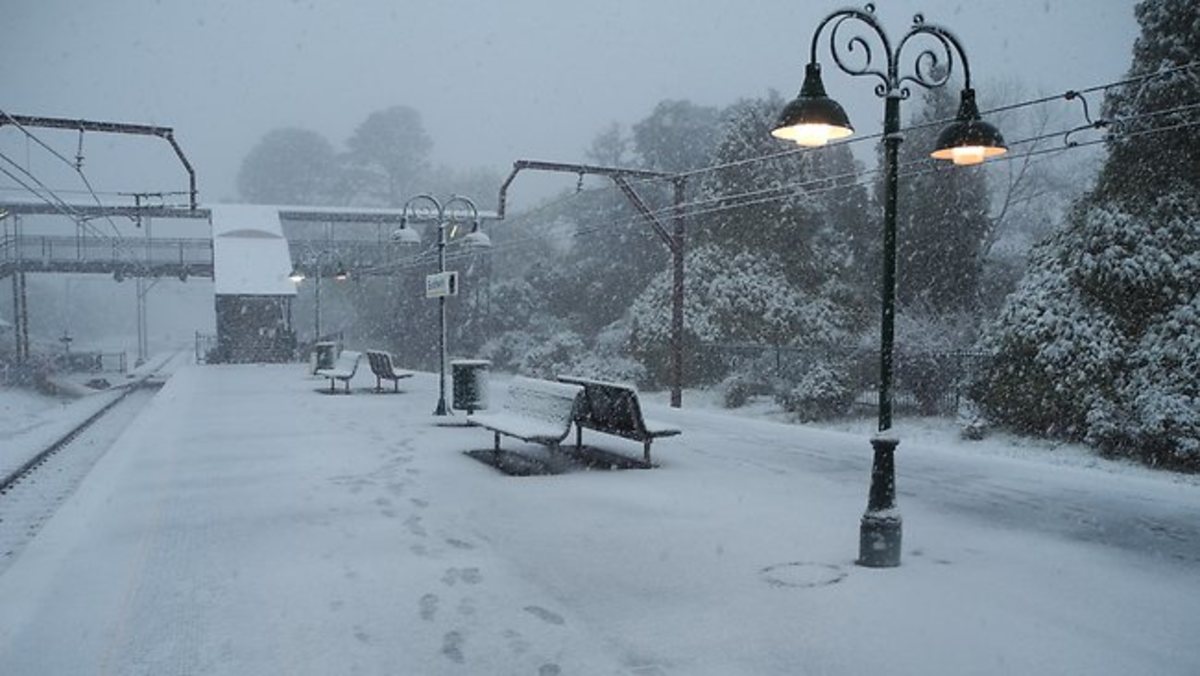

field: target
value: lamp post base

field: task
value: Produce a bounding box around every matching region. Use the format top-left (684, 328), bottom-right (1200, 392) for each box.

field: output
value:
top-left (433, 398), bottom-right (450, 416)
top-left (858, 436), bottom-right (901, 567)
top-left (858, 510), bottom-right (902, 567)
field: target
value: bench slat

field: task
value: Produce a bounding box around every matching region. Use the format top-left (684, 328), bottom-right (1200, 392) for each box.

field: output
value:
top-left (467, 377), bottom-right (582, 450)
top-left (557, 374), bottom-right (682, 464)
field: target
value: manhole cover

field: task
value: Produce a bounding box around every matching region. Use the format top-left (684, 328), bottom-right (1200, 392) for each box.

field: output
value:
top-left (761, 562), bottom-right (847, 588)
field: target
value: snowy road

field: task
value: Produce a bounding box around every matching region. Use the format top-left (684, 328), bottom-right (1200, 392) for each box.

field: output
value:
top-left (0, 364), bottom-right (1196, 675)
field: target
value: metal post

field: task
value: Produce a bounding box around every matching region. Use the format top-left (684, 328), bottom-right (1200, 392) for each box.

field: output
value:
top-left (314, 253), bottom-right (322, 341)
top-left (858, 86), bottom-right (904, 569)
top-left (670, 178), bottom-right (686, 408)
top-left (434, 220), bottom-right (450, 416)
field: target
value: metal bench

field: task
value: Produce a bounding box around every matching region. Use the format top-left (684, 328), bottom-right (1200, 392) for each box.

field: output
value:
top-left (558, 374), bottom-right (681, 464)
top-left (467, 377), bottom-right (583, 451)
top-left (366, 350), bottom-right (415, 392)
top-left (314, 350), bottom-right (362, 393)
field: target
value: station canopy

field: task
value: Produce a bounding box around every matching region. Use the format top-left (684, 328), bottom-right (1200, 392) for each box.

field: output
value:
top-left (211, 204), bottom-right (296, 297)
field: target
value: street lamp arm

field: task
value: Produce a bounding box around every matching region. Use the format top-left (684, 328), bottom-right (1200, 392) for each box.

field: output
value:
top-left (810, 5), bottom-right (894, 93)
top-left (400, 194), bottom-right (444, 223)
top-left (441, 195), bottom-right (479, 224)
top-left (895, 19), bottom-right (972, 94)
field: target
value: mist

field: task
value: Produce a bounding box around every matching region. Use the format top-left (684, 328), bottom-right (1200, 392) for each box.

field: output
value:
top-left (2, 1), bottom-right (1137, 206)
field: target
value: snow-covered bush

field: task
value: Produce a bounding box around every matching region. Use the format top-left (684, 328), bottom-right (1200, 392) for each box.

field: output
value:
top-left (774, 361), bottom-right (854, 422)
top-left (625, 245), bottom-right (857, 387)
top-left (974, 198), bottom-right (1198, 466)
top-left (517, 330), bottom-right (586, 379)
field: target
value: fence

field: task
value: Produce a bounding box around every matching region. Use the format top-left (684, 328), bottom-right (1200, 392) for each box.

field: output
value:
top-left (696, 341), bottom-right (991, 416)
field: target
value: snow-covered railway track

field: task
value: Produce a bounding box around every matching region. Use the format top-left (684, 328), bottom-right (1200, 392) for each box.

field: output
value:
top-left (0, 378), bottom-right (162, 572)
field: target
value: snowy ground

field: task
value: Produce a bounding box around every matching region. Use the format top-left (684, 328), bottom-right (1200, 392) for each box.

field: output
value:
top-left (0, 363), bottom-right (1198, 675)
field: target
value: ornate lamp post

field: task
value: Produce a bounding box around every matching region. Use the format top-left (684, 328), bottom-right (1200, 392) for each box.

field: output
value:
top-left (770, 4), bottom-right (1006, 567)
top-left (395, 194), bottom-right (489, 416)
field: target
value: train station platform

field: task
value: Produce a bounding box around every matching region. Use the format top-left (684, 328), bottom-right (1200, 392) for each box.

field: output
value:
top-left (0, 362), bottom-right (1196, 675)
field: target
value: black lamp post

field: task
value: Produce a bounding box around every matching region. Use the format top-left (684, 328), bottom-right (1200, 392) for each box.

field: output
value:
top-left (395, 194), bottom-right (488, 417)
top-left (771, 4), bottom-right (1006, 567)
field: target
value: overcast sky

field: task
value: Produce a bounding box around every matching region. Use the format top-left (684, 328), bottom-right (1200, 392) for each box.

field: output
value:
top-left (2, 0), bottom-right (1138, 209)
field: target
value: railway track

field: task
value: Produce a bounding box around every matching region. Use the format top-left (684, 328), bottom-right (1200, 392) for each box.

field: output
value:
top-left (0, 362), bottom-right (170, 571)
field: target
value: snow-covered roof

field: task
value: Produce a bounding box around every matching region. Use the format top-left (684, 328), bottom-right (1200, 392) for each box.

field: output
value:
top-left (211, 204), bottom-right (297, 296)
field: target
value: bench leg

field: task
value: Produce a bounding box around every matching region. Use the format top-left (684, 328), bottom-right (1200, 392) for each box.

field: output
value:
top-left (493, 431), bottom-right (501, 452)
top-left (375, 375), bottom-right (382, 392)
top-left (328, 379), bottom-right (335, 394)
top-left (644, 440), bottom-right (652, 465)
top-left (394, 378), bottom-right (399, 393)
top-left (343, 379), bottom-right (350, 394)
top-left (575, 425), bottom-right (583, 451)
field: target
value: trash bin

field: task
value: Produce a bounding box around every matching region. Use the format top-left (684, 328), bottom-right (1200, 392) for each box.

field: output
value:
top-left (312, 341), bottom-right (338, 374)
top-left (451, 359), bottom-right (491, 413)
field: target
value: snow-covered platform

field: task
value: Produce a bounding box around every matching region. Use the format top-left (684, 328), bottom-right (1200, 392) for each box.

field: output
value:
top-left (1, 363), bottom-right (1197, 675)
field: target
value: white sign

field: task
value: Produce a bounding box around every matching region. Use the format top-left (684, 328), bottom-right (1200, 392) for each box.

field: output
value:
top-left (425, 271), bottom-right (459, 298)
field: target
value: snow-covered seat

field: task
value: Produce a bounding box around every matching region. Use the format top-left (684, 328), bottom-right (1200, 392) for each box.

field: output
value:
top-left (557, 374), bottom-right (681, 464)
top-left (315, 350), bottom-right (362, 394)
top-left (467, 377), bottom-right (583, 451)
top-left (366, 350), bottom-right (414, 392)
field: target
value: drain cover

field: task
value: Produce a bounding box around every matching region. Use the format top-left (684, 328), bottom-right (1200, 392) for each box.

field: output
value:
top-left (760, 562), bottom-right (847, 588)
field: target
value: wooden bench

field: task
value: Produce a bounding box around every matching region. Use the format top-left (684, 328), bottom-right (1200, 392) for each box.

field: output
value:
top-left (558, 375), bottom-right (681, 464)
top-left (315, 350), bottom-right (362, 393)
top-left (366, 350), bottom-right (415, 392)
top-left (467, 377), bottom-right (583, 452)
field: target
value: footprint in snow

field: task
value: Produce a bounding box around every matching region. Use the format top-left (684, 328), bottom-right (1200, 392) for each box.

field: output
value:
top-left (523, 605), bottom-right (565, 626)
top-left (441, 567), bottom-right (482, 586)
top-left (441, 631), bottom-right (465, 663)
top-left (419, 593), bottom-right (439, 621)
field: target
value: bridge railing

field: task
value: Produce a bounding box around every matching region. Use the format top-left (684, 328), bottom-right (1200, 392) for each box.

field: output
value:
top-left (4, 235), bottom-right (213, 267)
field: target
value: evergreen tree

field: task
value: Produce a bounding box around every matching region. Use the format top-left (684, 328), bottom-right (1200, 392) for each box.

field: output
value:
top-left (890, 79), bottom-right (992, 315)
top-left (236, 128), bottom-right (337, 205)
top-left (1093, 0), bottom-right (1200, 206)
top-left (343, 105), bottom-right (433, 206)
top-left (632, 99), bottom-right (720, 173)
top-left (975, 0), bottom-right (1200, 466)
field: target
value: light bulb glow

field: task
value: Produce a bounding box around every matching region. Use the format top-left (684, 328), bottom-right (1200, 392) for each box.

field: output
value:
top-left (931, 144), bottom-right (1006, 165)
top-left (771, 122), bottom-right (853, 147)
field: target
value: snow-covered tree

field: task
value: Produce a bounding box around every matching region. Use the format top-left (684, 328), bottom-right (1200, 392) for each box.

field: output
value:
top-left (343, 105), bottom-right (433, 206)
top-left (890, 78), bottom-right (992, 315)
top-left (632, 99), bottom-right (720, 173)
top-left (975, 0), bottom-right (1200, 467)
top-left (236, 127), bottom-right (338, 205)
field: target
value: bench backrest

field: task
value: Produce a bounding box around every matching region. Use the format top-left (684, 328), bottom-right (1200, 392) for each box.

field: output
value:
top-left (557, 375), bottom-right (646, 436)
top-left (505, 376), bottom-right (583, 428)
top-left (334, 350), bottom-right (362, 374)
top-left (366, 350), bottom-right (393, 377)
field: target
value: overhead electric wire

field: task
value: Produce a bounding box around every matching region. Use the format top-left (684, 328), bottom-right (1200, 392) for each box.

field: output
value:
top-left (606, 59), bottom-right (1200, 189)
top-left (410, 111), bottom-right (1200, 271)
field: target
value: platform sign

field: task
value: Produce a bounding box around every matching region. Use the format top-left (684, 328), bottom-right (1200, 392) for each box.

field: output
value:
top-left (425, 271), bottom-right (459, 298)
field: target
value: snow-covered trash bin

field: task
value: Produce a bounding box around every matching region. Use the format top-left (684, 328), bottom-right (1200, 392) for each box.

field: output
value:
top-left (451, 359), bottom-right (491, 413)
top-left (311, 342), bottom-right (338, 375)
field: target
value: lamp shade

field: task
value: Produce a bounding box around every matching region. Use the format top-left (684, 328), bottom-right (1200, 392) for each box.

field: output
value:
top-left (391, 222), bottom-right (421, 246)
top-left (288, 268), bottom-right (305, 283)
top-left (931, 88), bottom-right (1007, 165)
top-left (460, 229), bottom-right (491, 250)
top-left (771, 62), bottom-right (854, 146)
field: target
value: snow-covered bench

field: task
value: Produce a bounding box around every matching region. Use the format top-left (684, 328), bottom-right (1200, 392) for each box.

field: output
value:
top-left (558, 375), bottom-right (681, 464)
top-left (315, 350), bottom-right (361, 394)
top-left (467, 377), bottom-right (583, 451)
top-left (366, 350), bottom-right (414, 392)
